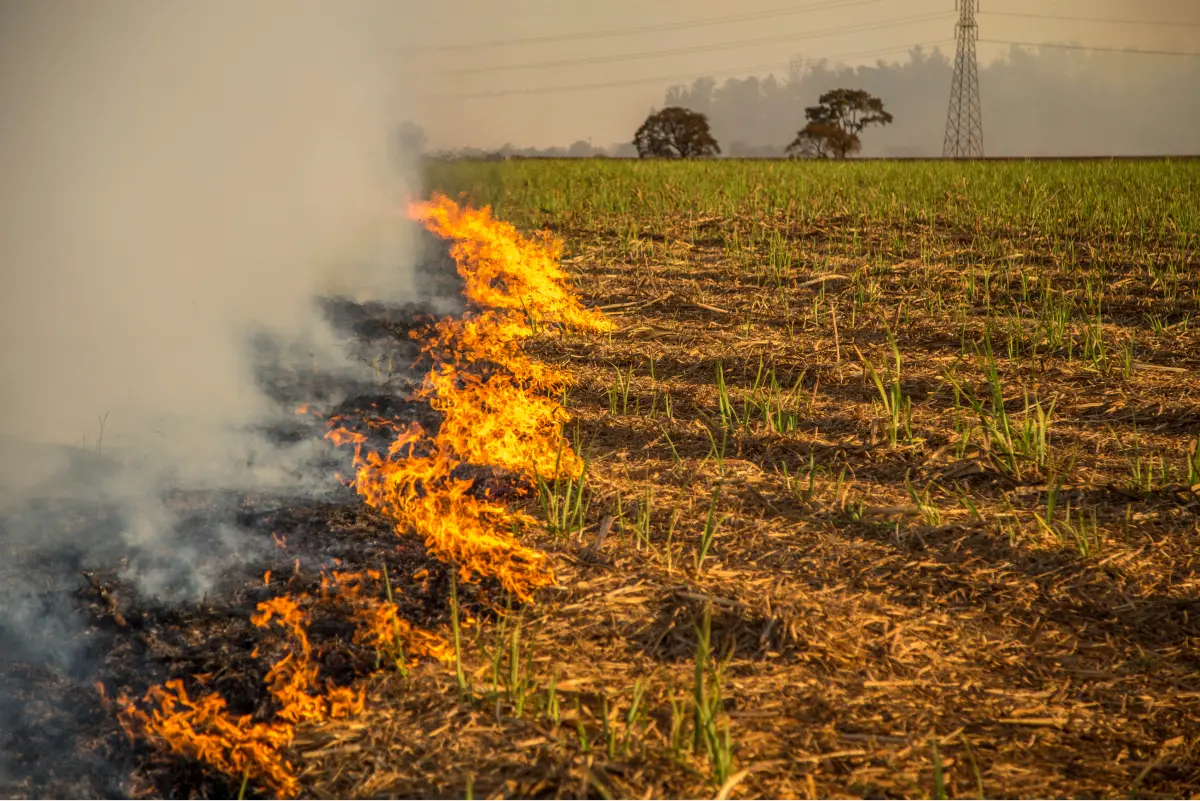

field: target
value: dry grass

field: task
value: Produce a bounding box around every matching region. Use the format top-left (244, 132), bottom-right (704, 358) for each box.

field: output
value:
top-left (266, 160), bottom-right (1200, 799)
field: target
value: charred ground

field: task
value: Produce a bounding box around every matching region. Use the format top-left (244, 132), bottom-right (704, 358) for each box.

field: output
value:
top-left (0, 227), bottom-right (484, 799)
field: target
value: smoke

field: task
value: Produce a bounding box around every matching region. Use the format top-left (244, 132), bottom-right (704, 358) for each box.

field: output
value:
top-left (0, 0), bottom-right (416, 451)
top-left (0, 1), bottom-right (426, 481)
top-left (0, 2), bottom-right (424, 769)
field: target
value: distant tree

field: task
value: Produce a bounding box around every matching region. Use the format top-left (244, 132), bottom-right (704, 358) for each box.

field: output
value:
top-left (567, 139), bottom-right (596, 158)
top-left (396, 121), bottom-right (427, 156)
top-left (633, 107), bottom-right (720, 159)
top-left (785, 89), bottom-right (893, 159)
top-left (785, 121), bottom-right (861, 159)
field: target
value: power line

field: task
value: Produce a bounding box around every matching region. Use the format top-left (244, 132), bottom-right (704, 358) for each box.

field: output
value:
top-left (420, 39), bottom-right (955, 102)
top-left (981, 39), bottom-right (1200, 57)
top-left (416, 12), bottom-right (951, 77)
top-left (408, 0), bottom-right (884, 52)
top-left (981, 11), bottom-right (1200, 29)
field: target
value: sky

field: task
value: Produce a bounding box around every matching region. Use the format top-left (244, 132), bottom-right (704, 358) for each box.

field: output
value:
top-left (403, 0), bottom-right (1200, 150)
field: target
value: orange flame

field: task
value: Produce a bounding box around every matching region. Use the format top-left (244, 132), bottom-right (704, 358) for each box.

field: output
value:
top-left (120, 195), bottom-right (608, 796)
top-left (419, 364), bottom-right (581, 481)
top-left (326, 570), bottom-right (455, 666)
top-left (294, 403), bottom-right (324, 418)
top-left (119, 574), bottom-right (449, 798)
top-left (332, 422), bottom-right (550, 600)
top-left (251, 595), bottom-right (365, 724)
top-left (119, 678), bottom-right (301, 798)
top-left (408, 195), bottom-right (613, 334)
top-left (327, 194), bottom-right (610, 602)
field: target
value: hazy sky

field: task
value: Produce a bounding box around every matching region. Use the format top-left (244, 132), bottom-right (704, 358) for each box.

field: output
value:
top-left (404, 0), bottom-right (1200, 149)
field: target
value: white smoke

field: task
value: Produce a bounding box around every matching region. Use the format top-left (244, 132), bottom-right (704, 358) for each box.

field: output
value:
top-left (0, 0), bottom-right (416, 461)
top-left (0, 1), bottom-right (421, 600)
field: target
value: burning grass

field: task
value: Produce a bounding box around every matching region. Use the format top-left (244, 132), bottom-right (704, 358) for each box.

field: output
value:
top-left (361, 158), bottom-right (1197, 800)
top-left (324, 195), bottom-right (610, 604)
top-left (116, 570), bottom-right (452, 798)
top-left (29, 161), bottom-right (1200, 798)
top-left (115, 193), bottom-right (614, 798)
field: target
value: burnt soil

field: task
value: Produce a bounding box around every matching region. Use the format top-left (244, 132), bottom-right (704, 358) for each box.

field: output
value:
top-left (0, 230), bottom-right (487, 799)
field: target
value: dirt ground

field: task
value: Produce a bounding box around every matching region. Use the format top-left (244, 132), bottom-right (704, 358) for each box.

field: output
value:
top-left (5, 181), bottom-right (1199, 799)
top-left (302, 200), bottom-right (1200, 799)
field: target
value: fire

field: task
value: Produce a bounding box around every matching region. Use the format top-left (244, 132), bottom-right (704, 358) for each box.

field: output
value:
top-left (327, 570), bottom-right (455, 667)
top-left (251, 595), bottom-right (366, 724)
top-left (118, 195), bottom-right (609, 797)
top-left (116, 595), bottom-right (334, 800)
top-left (344, 422), bottom-right (550, 599)
top-left (409, 196), bottom-right (612, 332)
top-left (419, 364), bottom-right (581, 481)
top-left (119, 572), bottom-right (449, 798)
top-left (327, 194), bottom-right (610, 601)
top-left (418, 310), bottom-right (569, 390)
top-left (120, 678), bottom-right (301, 798)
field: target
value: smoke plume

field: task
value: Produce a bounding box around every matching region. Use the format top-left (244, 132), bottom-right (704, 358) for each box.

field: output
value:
top-left (0, 0), bottom-right (415, 458)
top-left (0, 5), bottom-right (422, 785)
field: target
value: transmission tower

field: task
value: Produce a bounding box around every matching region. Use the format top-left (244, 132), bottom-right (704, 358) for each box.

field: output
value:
top-left (943, 0), bottom-right (984, 158)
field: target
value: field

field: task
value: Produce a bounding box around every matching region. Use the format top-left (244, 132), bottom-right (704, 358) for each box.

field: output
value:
top-left (321, 157), bottom-right (1200, 800)
top-left (17, 159), bottom-right (1197, 800)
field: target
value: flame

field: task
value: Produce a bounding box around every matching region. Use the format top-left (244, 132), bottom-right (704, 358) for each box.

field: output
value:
top-left (326, 570), bottom-right (455, 666)
top-left (419, 364), bottom-right (580, 481)
top-left (119, 195), bottom-right (608, 796)
top-left (334, 421), bottom-right (550, 600)
top-left (408, 195), bottom-right (612, 333)
top-left (293, 403), bottom-right (323, 418)
top-left (119, 573), bottom-right (449, 798)
top-left (119, 678), bottom-right (301, 798)
top-left (327, 194), bottom-right (610, 602)
top-left (251, 595), bottom-right (365, 725)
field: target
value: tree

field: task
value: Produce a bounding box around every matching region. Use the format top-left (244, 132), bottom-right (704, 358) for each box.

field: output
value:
top-left (633, 107), bottom-right (720, 159)
top-left (396, 121), bottom-right (427, 156)
top-left (785, 88), bottom-right (893, 159)
top-left (567, 139), bottom-right (596, 158)
top-left (785, 122), bottom-right (860, 159)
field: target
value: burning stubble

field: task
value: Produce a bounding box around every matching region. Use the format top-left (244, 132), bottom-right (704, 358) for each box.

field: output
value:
top-left (0, 3), bottom-right (427, 786)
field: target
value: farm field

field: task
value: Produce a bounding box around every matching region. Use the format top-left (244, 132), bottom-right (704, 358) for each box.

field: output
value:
top-left (355, 158), bottom-right (1200, 800)
top-left (21, 159), bottom-right (1198, 801)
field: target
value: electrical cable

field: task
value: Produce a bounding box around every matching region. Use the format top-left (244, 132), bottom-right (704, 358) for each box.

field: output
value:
top-left (417, 12), bottom-right (950, 77)
top-left (981, 11), bottom-right (1200, 29)
top-left (408, 0), bottom-right (885, 52)
top-left (980, 39), bottom-right (1200, 58)
top-left (416, 12), bottom-right (951, 77)
top-left (421, 39), bottom-right (954, 102)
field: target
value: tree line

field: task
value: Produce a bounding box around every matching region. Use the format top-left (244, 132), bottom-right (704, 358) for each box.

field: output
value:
top-left (408, 44), bottom-right (1200, 160)
top-left (633, 88), bottom-right (892, 159)
top-left (404, 88), bottom-right (895, 162)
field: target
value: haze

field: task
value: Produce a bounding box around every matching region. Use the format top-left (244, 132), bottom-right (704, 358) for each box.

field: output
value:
top-left (0, 0), bottom-right (1195, 463)
top-left (404, 0), bottom-right (1200, 154)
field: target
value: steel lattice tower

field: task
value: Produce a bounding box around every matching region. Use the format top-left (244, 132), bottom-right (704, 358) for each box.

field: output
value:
top-left (943, 0), bottom-right (984, 158)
